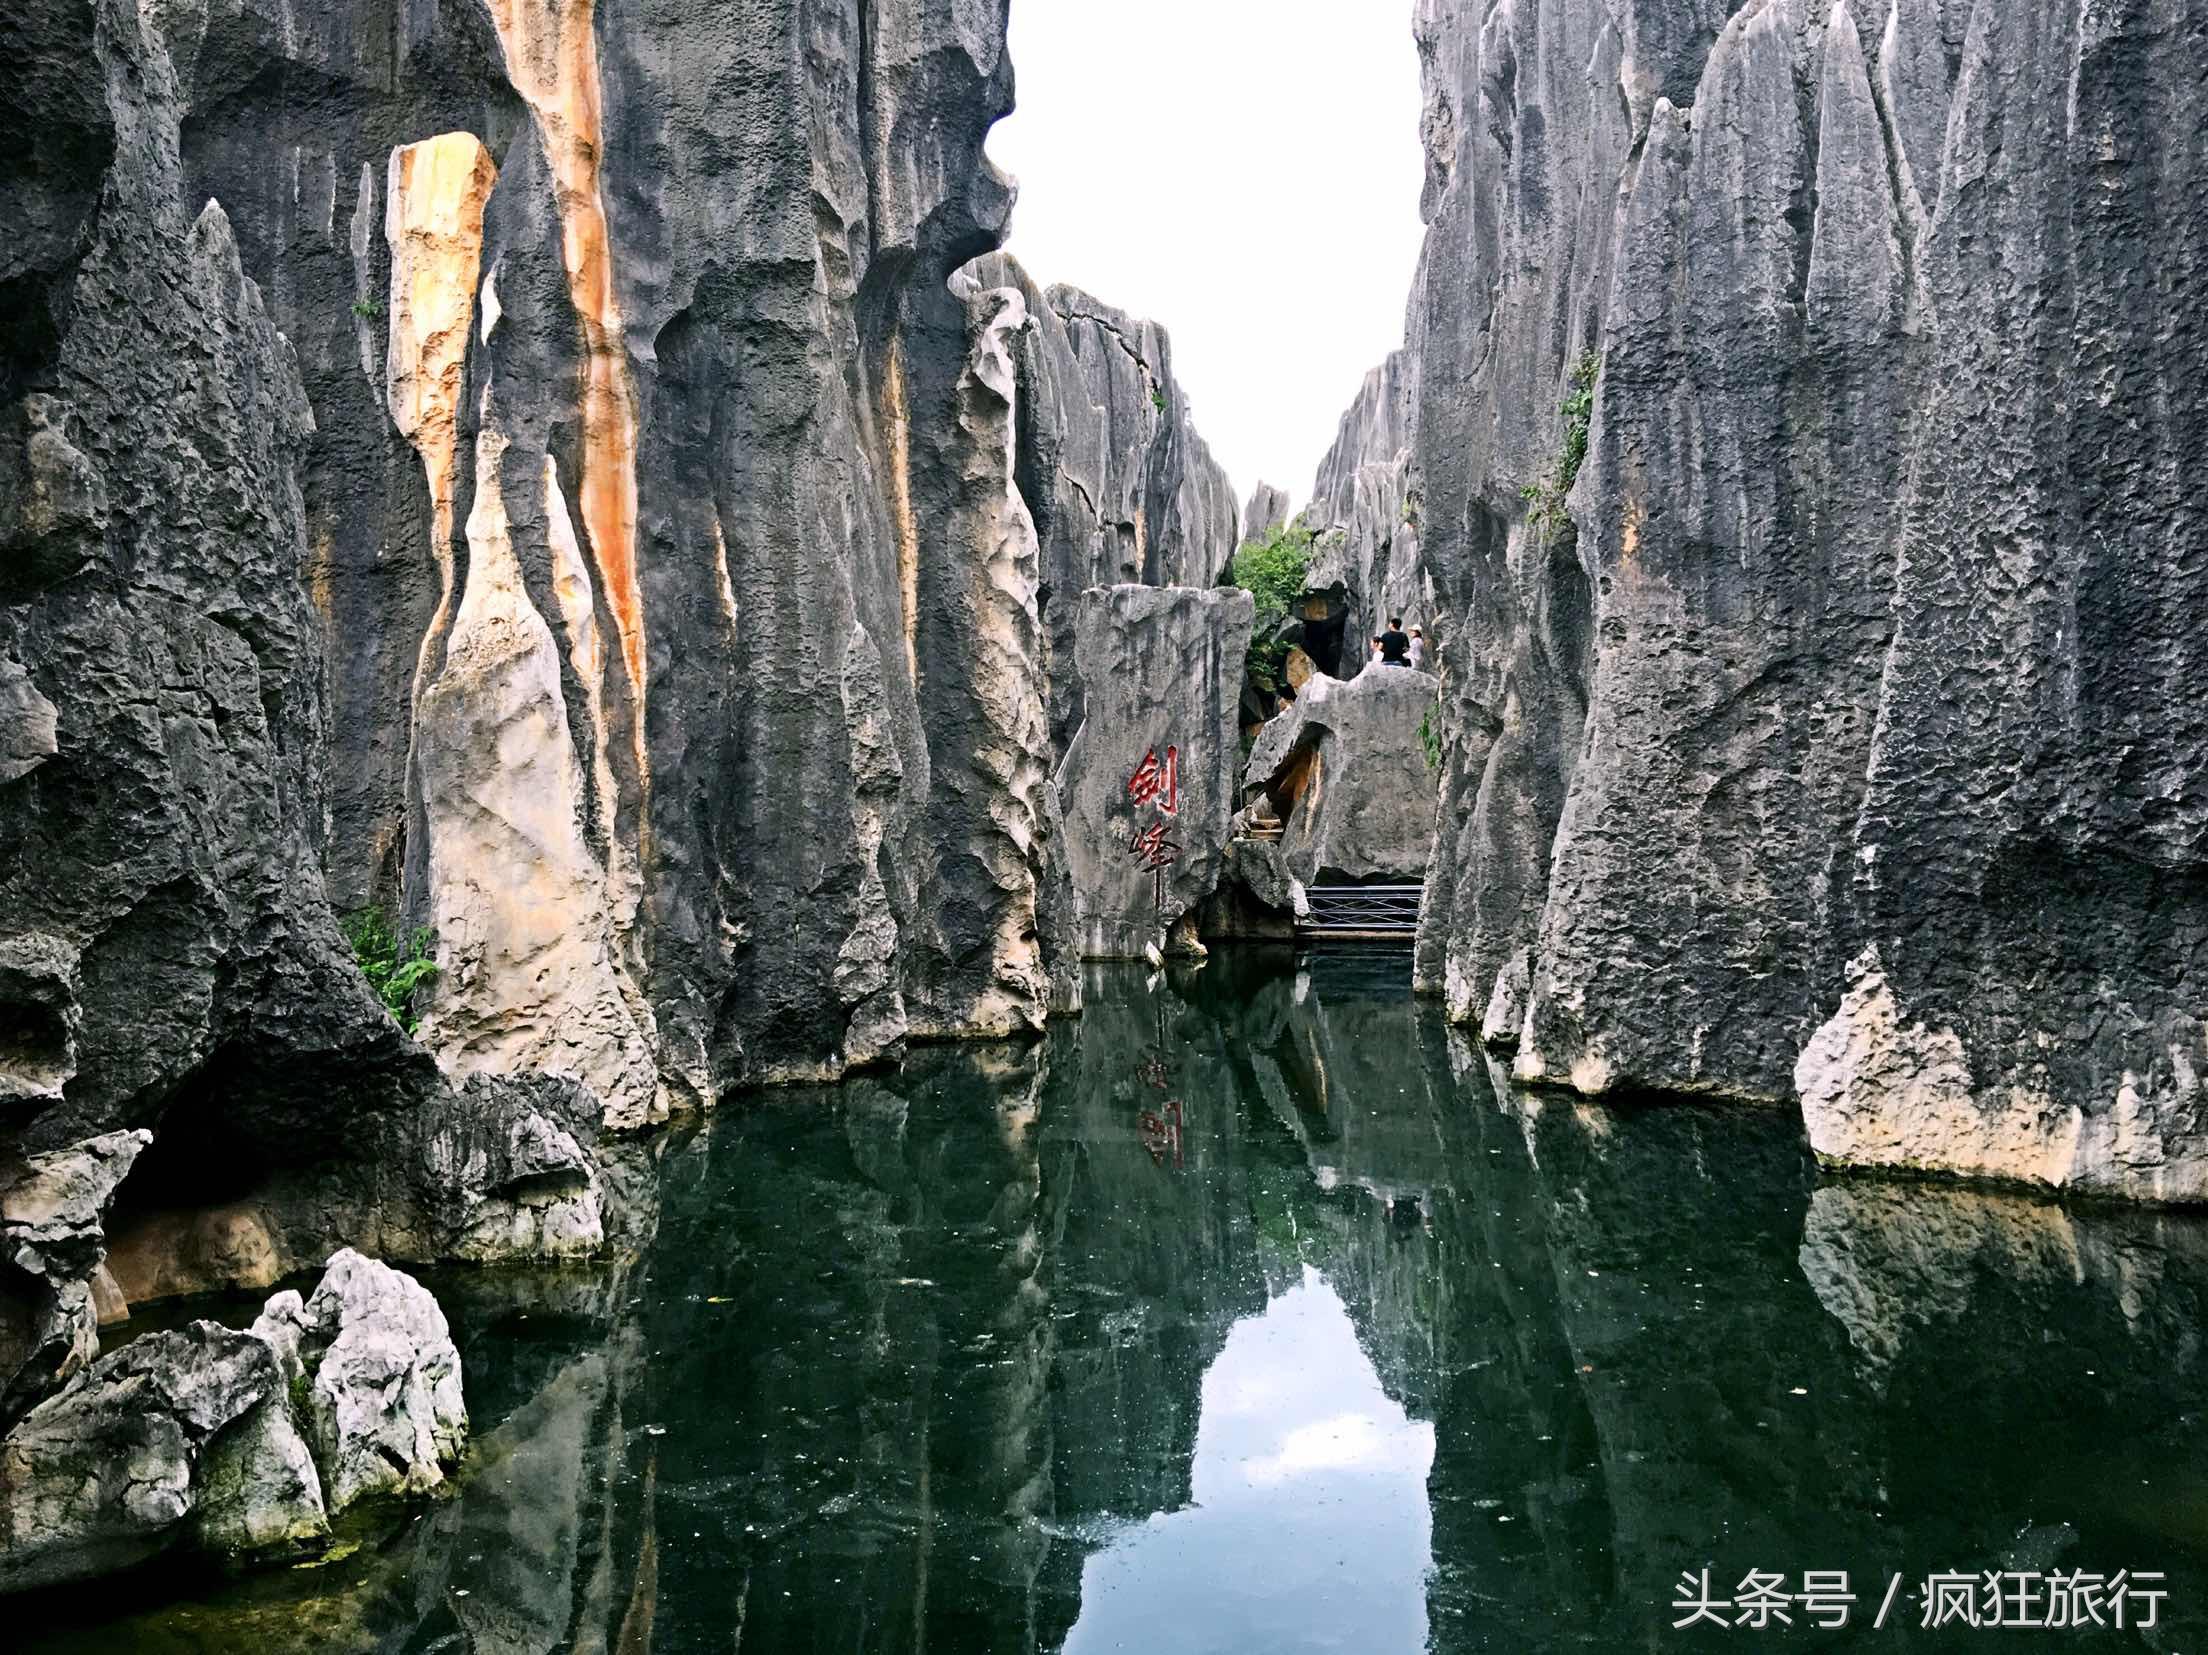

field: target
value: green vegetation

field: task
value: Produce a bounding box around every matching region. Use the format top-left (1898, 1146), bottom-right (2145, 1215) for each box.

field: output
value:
top-left (1150, 386), bottom-right (1168, 415)
top-left (1520, 349), bottom-right (1602, 539)
top-left (1420, 705), bottom-right (1442, 775)
top-left (1229, 519), bottom-right (1316, 693)
top-left (350, 297), bottom-right (384, 320)
top-left (343, 907), bottom-right (440, 1035)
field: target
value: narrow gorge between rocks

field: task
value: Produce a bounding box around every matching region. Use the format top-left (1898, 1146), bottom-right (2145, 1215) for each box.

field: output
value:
top-left (3, 0), bottom-right (2206, 1646)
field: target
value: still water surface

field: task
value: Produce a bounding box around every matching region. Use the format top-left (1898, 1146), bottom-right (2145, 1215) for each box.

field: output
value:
top-left (20, 951), bottom-right (2208, 1651)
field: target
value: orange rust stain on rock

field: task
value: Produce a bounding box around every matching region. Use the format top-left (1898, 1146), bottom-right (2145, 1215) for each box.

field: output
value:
top-left (484, 0), bottom-right (647, 731)
top-left (883, 340), bottom-right (920, 684)
top-left (386, 132), bottom-right (497, 635)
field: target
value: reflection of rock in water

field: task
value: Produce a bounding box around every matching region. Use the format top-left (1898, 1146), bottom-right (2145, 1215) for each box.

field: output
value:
top-left (634, 1043), bottom-right (1058, 1654)
top-left (23, 957), bottom-right (2208, 1652)
top-left (1797, 1177), bottom-right (2208, 1583)
top-left (1801, 1182), bottom-right (2089, 1385)
top-left (1038, 952), bottom-right (1466, 1640)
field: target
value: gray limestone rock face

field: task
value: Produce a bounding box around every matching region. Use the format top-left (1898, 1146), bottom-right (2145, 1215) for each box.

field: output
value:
top-left (1199, 837), bottom-right (1303, 942)
top-left (0, 1129), bottom-right (148, 1423)
top-left (964, 252), bottom-right (1242, 762)
top-left (1344, 0), bottom-right (2208, 1201)
top-left (0, 394), bottom-right (107, 595)
top-left (900, 267), bottom-right (1080, 1037)
top-left (0, 935), bottom-right (79, 1107)
top-left (149, 0), bottom-right (1069, 1097)
top-left (5, 0), bottom-right (1254, 1226)
top-left (0, 0), bottom-right (406, 1160)
top-left (0, 659), bottom-right (57, 784)
top-left (1242, 482), bottom-right (1290, 545)
top-left (1244, 667), bottom-right (1439, 886)
top-left (1062, 586), bottom-right (1255, 959)
top-left (0, 0), bottom-right (1142, 1386)
top-left (1305, 349), bottom-right (1425, 653)
top-left (187, 1392), bottom-right (330, 1560)
top-left (0, 0), bottom-right (643, 1356)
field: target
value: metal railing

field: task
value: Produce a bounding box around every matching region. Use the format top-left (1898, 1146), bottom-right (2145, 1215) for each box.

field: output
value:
top-left (1300, 883), bottom-right (1423, 937)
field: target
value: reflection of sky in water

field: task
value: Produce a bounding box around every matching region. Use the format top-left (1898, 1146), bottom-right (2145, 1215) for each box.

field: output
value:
top-left (1065, 1267), bottom-right (1435, 1655)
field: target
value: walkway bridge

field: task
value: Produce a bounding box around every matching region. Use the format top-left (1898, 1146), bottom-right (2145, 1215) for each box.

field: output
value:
top-left (1296, 883), bottom-right (1423, 942)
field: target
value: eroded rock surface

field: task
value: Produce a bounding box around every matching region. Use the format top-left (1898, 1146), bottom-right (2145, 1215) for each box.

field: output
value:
top-left (1245, 667), bottom-right (1437, 887)
top-left (0, 0), bottom-right (648, 1362)
top-left (0, 1130), bottom-right (148, 1422)
top-left (0, 1250), bottom-right (462, 1594)
top-left (1305, 349), bottom-right (1423, 651)
top-left (1347, 0), bottom-right (2208, 1199)
top-left (1243, 482), bottom-right (1290, 545)
top-left (964, 253), bottom-right (1240, 762)
top-left (256, 1249), bottom-right (466, 1509)
top-left (1062, 586), bottom-right (1255, 959)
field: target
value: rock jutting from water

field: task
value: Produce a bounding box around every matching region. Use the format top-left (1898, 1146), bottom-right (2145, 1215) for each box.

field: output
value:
top-left (1322, 0), bottom-right (2208, 1203)
top-left (1061, 586), bottom-right (1257, 960)
top-left (0, 1249), bottom-right (463, 1595)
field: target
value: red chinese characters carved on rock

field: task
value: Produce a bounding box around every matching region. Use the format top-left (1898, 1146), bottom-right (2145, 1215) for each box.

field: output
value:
top-left (1126, 743), bottom-right (1186, 909)
top-left (1129, 818), bottom-right (1181, 873)
top-left (1128, 745), bottom-right (1179, 815)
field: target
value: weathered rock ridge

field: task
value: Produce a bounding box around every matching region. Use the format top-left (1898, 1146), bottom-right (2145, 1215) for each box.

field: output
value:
top-left (1340, 0), bottom-right (2208, 1202)
top-left (966, 253), bottom-right (1241, 761)
top-left (1305, 347), bottom-right (1424, 652)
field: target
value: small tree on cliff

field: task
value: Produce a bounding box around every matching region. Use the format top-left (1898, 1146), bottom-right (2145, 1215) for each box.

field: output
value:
top-left (1230, 519), bottom-right (1315, 693)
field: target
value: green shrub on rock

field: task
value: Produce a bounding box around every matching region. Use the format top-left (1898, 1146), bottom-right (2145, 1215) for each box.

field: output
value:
top-left (1230, 520), bottom-right (1316, 693)
top-left (1520, 349), bottom-right (1601, 540)
top-left (342, 908), bottom-right (440, 1036)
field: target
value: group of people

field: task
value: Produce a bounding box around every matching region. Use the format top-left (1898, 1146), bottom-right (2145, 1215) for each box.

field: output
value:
top-left (1365, 617), bottom-right (1427, 673)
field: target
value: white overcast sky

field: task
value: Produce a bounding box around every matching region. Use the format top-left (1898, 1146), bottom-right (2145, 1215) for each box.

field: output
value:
top-left (986, 2), bottom-right (1427, 520)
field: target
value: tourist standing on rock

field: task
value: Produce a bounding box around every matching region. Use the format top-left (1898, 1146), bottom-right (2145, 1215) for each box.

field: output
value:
top-left (1408, 627), bottom-right (1427, 670)
top-left (1380, 618), bottom-right (1412, 667)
